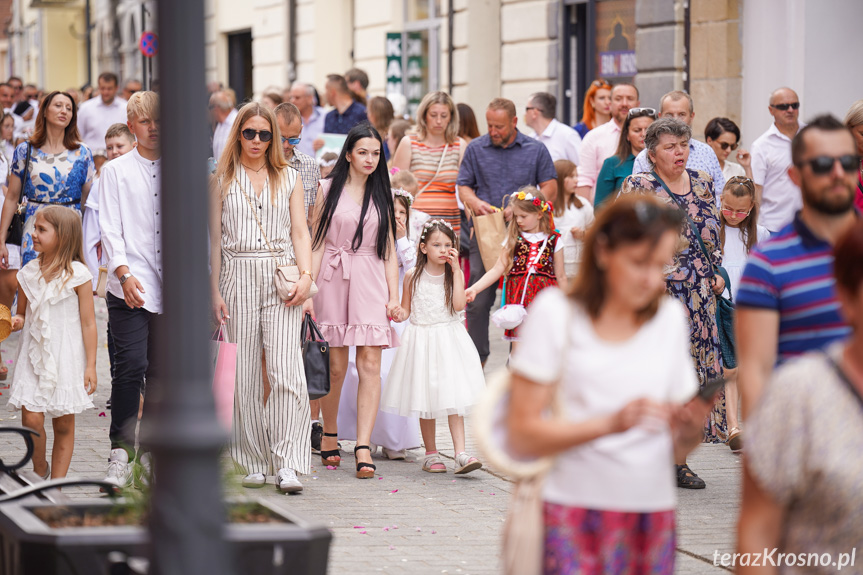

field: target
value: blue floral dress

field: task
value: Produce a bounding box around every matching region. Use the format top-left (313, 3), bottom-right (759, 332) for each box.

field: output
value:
top-left (11, 142), bottom-right (95, 265)
top-left (620, 169), bottom-right (726, 443)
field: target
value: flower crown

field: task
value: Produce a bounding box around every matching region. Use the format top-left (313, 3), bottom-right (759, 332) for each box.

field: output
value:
top-left (512, 190), bottom-right (553, 212)
top-left (420, 219), bottom-right (453, 241)
top-left (392, 188), bottom-right (413, 205)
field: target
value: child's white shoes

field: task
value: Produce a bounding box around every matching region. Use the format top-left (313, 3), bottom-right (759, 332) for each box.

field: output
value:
top-left (454, 452), bottom-right (482, 475)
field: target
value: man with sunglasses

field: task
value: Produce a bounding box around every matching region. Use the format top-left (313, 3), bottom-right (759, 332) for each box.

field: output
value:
top-left (631, 91), bottom-right (725, 201)
top-left (274, 102), bottom-right (320, 224)
top-left (750, 87), bottom-right (805, 232)
top-left (736, 115), bottom-right (858, 422)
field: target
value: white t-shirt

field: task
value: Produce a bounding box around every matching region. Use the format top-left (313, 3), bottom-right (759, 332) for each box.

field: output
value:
top-left (554, 202), bottom-right (594, 273)
top-left (751, 122), bottom-right (804, 232)
top-left (721, 224), bottom-right (770, 299)
top-left (721, 161), bottom-right (745, 184)
top-left (510, 289), bottom-right (698, 512)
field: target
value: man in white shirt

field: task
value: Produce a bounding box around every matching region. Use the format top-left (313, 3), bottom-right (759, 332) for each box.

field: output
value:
top-left (0, 83), bottom-right (26, 140)
top-left (99, 91), bottom-right (162, 488)
top-left (576, 83), bottom-right (640, 201)
top-left (525, 91), bottom-right (581, 164)
top-left (288, 83), bottom-right (326, 157)
top-left (750, 87), bottom-right (805, 232)
top-left (210, 89), bottom-right (238, 162)
top-left (631, 91), bottom-right (725, 200)
top-left (77, 73), bottom-right (128, 152)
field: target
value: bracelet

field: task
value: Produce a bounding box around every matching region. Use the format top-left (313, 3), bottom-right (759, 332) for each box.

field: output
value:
top-left (301, 270), bottom-right (313, 278)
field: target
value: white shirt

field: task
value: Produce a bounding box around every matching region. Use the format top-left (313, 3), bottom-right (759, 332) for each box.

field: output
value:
top-left (554, 202), bottom-right (595, 274)
top-left (212, 108), bottom-right (238, 162)
top-left (77, 97), bottom-right (128, 152)
top-left (99, 148), bottom-right (163, 314)
top-left (82, 177), bottom-right (103, 288)
top-left (751, 122), bottom-right (804, 232)
top-left (576, 118), bottom-right (621, 195)
top-left (532, 118), bottom-right (581, 165)
top-left (722, 161), bottom-right (746, 182)
top-left (3, 109), bottom-right (25, 142)
top-left (722, 224), bottom-right (770, 299)
top-left (296, 106), bottom-right (326, 158)
top-left (510, 290), bottom-right (698, 511)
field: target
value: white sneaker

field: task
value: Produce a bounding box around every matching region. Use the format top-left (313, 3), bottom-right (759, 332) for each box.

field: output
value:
top-left (277, 468), bottom-right (303, 494)
top-left (241, 472), bottom-right (266, 488)
top-left (382, 447), bottom-right (406, 460)
top-left (104, 448), bottom-right (132, 488)
top-left (133, 452), bottom-right (153, 489)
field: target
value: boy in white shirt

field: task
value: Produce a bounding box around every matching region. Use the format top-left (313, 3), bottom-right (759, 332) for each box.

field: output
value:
top-left (98, 92), bottom-right (162, 488)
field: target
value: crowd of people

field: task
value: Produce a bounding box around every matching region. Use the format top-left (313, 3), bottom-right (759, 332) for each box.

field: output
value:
top-left (2, 63), bottom-right (862, 574)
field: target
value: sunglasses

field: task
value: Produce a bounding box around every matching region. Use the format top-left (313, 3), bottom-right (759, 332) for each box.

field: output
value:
top-left (717, 141), bottom-right (739, 151)
top-left (591, 79), bottom-right (610, 88)
top-left (798, 154), bottom-right (860, 175)
top-left (628, 107), bottom-right (657, 118)
top-left (241, 129), bottom-right (273, 142)
top-left (721, 207), bottom-right (752, 219)
top-left (770, 102), bottom-right (800, 111)
top-left (281, 136), bottom-right (301, 145)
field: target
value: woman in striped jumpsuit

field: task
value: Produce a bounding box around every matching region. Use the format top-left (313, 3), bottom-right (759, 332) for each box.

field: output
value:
top-left (210, 102), bottom-right (314, 494)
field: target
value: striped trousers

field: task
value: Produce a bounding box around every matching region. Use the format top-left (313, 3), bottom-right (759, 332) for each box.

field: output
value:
top-left (220, 252), bottom-right (311, 475)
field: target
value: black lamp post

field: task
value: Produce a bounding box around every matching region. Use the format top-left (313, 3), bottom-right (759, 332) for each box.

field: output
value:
top-left (145, 1), bottom-right (234, 573)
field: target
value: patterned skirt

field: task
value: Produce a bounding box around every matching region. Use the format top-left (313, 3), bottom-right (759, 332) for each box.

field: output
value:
top-left (666, 278), bottom-right (726, 443)
top-left (503, 273), bottom-right (557, 341)
top-left (543, 503), bottom-right (676, 575)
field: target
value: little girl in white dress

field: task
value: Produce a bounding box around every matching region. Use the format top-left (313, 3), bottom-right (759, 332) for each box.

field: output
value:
top-left (381, 220), bottom-right (485, 475)
top-left (8, 206), bottom-right (97, 480)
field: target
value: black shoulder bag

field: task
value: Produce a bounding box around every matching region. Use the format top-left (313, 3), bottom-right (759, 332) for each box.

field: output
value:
top-left (302, 313), bottom-right (330, 400)
top-left (651, 170), bottom-right (737, 369)
top-left (6, 143), bottom-right (31, 247)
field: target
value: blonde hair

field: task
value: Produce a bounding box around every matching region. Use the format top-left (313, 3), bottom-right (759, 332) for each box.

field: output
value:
top-left (415, 91), bottom-right (459, 144)
top-left (126, 91), bottom-right (159, 122)
top-left (845, 99), bottom-right (863, 130)
top-left (503, 188), bottom-right (554, 274)
top-left (35, 206), bottom-right (85, 287)
top-left (105, 123), bottom-right (134, 142)
top-left (390, 169), bottom-right (418, 195)
top-left (214, 102), bottom-right (288, 205)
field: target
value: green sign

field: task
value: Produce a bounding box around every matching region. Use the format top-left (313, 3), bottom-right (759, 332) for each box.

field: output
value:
top-left (386, 31), bottom-right (424, 118)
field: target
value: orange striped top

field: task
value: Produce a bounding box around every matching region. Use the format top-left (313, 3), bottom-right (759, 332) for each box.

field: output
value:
top-left (408, 134), bottom-right (462, 232)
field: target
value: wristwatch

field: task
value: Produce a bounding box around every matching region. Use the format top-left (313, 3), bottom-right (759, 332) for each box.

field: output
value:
top-left (119, 273), bottom-right (133, 285)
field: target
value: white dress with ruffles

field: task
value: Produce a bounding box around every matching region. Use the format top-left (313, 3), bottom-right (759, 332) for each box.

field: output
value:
top-left (8, 261), bottom-right (94, 417)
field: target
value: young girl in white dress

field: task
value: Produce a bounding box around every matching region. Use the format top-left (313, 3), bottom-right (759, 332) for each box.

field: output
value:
top-left (337, 188), bottom-right (422, 458)
top-left (382, 220), bottom-right (485, 474)
top-left (718, 176), bottom-right (769, 453)
top-left (553, 160), bottom-right (595, 278)
top-left (8, 206), bottom-right (97, 479)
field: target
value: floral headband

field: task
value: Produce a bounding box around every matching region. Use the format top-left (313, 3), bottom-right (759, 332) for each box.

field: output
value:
top-left (512, 190), bottom-right (553, 213)
top-left (318, 158), bottom-right (337, 168)
top-left (392, 188), bottom-right (413, 205)
top-left (420, 219), bottom-right (453, 241)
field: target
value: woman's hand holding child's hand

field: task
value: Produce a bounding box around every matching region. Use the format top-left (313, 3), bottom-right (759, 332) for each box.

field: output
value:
top-left (11, 314), bottom-right (24, 332)
top-left (465, 287), bottom-right (476, 303)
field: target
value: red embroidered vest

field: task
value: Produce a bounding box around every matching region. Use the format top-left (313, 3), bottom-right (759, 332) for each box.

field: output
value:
top-left (510, 233), bottom-right (558, 278)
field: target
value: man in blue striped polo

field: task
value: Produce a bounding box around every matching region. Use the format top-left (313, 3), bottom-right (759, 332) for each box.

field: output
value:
top-left (736, 115), bottom-right (858, 420)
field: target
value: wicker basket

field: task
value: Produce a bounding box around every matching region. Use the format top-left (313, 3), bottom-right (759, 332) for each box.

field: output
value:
top-left (0, 304), bottom-right (11, 342)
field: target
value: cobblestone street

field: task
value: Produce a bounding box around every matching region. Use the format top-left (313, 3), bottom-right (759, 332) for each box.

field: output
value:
top-left (0, 298), bottom-right (740, 574)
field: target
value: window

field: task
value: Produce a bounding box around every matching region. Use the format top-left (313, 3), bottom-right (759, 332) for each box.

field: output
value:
top-left (396, 0), bottom-right (441, 118)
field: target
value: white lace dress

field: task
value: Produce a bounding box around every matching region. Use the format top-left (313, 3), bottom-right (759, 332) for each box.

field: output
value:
top-left (8, 261), bottom-right (94, 417)
top-left (381, 269), bottom-right (486, 419)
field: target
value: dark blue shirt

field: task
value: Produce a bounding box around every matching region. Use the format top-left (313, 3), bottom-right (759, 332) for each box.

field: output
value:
top-left (456, 130), bottom-right (557, 209)
top-left (323, 101), bottom-right (368, 135)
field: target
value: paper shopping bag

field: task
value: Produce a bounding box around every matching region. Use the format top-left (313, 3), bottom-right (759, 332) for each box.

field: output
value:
top-left (472, 209), bottom-right (507, 272)
top-left (210, 325), bottom-right (237, 431)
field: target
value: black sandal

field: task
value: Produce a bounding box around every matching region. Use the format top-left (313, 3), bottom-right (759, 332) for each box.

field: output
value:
top-left (320, 432), bottom-right (341, 467)
top-left (676, 464), bottom-right (706, 489)
top-left (354, 445), bottom-right (376, 479)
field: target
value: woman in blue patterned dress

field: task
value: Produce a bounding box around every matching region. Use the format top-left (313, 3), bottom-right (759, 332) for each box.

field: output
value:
top-left (0, 91), bottom-right (95, 267)
top-left (619, 118), bottom-right (726, 489)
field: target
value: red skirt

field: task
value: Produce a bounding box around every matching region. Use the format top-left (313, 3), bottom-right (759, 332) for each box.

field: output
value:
top-left (503, 273), bottom-right (557, 340)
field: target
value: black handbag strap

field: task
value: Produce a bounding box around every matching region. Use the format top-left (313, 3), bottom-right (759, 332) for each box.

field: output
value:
top-left (651, 170), bottom-right (731, 296)
top-left (303, 312), bottom-right (325, 342)
top-left (825, 351), bottom-right (863, 412)
top-left (19, 143), bottom-right (31, 204)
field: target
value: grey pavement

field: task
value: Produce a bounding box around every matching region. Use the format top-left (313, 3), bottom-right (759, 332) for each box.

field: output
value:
top-left (0, 296), bottom-right (740, 574)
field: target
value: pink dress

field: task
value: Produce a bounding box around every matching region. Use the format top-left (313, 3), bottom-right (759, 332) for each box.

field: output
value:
top-left (314, 179), bottom-right (399, 348)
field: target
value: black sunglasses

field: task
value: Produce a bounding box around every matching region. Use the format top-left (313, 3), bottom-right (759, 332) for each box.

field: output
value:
top-left (241, 129), bottom-right (273, 142)
top-left (628, 107), bottom-right (657, 119)
top-left (718, 141), bottom-right (739, 151)
top-left (799, 154), bottom-right (860, 175)
top-left (770, 102), bottom-right (800, 111)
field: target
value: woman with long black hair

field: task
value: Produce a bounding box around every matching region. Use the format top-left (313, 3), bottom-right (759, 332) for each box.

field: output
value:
top-left (307, 123), bottom-right (400, 479)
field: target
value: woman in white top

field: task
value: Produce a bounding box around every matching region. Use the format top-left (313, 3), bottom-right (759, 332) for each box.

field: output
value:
top-left (0, 112), bottom-right (14, 381)
top-left (705, 117), bottom-right (753, 183)
top-left (508, 196), bottom-right (715, 575)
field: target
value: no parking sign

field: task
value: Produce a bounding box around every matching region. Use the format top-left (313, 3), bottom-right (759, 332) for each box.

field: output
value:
top-left (139, 31), bottom-right (159, 58)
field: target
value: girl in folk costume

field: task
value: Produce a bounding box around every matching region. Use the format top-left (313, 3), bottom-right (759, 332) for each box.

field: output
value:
top-left (381, 220), bottom-right (485, 474)
top-left (466, 188), bottom-right (567, 343)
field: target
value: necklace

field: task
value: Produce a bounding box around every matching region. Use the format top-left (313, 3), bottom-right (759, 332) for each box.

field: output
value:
top-left (242, 162), bottom-right (267, 173)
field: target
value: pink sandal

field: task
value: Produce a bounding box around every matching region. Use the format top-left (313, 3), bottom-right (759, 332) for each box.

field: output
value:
top-left (422, 452), bottom-right (447, 473)
top-left (454, 452), bottom-right (482, 475)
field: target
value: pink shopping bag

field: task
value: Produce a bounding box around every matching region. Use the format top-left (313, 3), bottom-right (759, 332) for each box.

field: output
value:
top-left (211, 325), bottom-right (237, 431)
